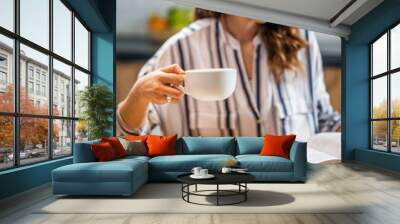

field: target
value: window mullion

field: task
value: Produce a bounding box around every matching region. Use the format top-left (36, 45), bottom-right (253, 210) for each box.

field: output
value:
top-left (388, 29), bottom-right (391, 152)
top-left (49, 0), bottom-right (54, 160)
top-left (370, 45), bottom-right (373, 149)
top-left (88, 30), bottom-right (91, 73)
top-left (13, 0), bottom-right (20, 167)
top-left (71, 10), bottom-right (76, 155)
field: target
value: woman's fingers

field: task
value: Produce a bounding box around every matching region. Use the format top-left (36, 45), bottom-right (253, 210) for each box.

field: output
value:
top-left (160, 64), bottom-right (184, 74)
top-left (150, 92), bottom-right (181, 105)
top-left (135, 64), bottom-right (187, 105)
top-left (158, 85), bottom-right (183, 98)
top-left (158, 73), bottom-right (185, 86)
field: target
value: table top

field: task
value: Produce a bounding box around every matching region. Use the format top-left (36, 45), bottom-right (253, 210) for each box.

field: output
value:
top-left (177, 172), bottom-right (255, 185)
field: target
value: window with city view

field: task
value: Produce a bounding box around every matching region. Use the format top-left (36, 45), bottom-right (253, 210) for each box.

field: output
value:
top-left (371, 22), bottom-right (400, 153)
top-left (0, 0), bottom-right (91, 170)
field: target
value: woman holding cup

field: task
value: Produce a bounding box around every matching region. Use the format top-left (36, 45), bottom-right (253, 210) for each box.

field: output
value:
top-left (117, 9), bottom-right (340, 140)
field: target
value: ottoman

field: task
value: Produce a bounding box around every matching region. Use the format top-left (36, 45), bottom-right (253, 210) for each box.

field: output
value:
top-left (52, 157), bottom-right (148, 196)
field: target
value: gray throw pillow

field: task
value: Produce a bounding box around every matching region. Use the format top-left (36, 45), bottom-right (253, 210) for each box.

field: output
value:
top-left (118, 138), bottom-right (147, 156)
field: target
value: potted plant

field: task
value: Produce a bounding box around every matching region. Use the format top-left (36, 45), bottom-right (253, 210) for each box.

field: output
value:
top-left (79, 84), bottom-right (114, 140)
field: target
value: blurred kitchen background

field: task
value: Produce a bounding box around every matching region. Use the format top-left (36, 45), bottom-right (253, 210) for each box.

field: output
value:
top-left (116, 0), bottom-right (341, 113)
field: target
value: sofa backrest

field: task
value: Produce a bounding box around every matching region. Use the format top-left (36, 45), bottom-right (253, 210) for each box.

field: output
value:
top-left (73, 140), bottom-right (100, 163)
top-left (73, 136), bottom-right (302, 160)
top-left (177, 137), bottom-right (236, 155)
top-left (236, 137), bottom-right (264, 155)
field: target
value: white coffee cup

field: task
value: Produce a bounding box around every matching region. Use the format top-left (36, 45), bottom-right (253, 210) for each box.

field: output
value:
top-left (191, 167), bottom-right (202, 176)
top-left (221, 167), bottom-right (232, 174)
top-left (176, 68), bottom-right (237, 101)
top-left (199, 169), bottom-right (209, 176)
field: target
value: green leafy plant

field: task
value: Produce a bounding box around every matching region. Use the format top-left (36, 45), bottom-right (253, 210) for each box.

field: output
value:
top-left (79, 84), bottom-right (114, 140)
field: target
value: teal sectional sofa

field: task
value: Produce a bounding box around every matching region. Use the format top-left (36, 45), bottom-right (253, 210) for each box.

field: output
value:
top-left (52, 137), bottom-right (307, 196)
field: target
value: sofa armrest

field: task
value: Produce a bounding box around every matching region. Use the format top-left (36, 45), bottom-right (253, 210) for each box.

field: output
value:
top-left (73, 140), bottom-right (100, 163)
top-left (289, 141), bottom-right (307, 181)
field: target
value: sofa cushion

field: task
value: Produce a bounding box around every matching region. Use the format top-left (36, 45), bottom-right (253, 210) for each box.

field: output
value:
top-left (236, 137), bottom-right (263, 155)
top-left (178, 137), bottom-right (236, 155)
top-left (73, 140), bottom-right (100, 163)
top-left (91, 142), bottom-right (118, 161)
top-left (53, 158), bottom-right (147, 183)
top-left (115, 155), bottom-right (150, 164)
top-left (147, 134), bottom-right (177, 157)
top-left (101, 137), bottom-right (127, 158)
top-left (236, 155), bottom-right (293, 172)
top-left (119, 138), bottom-right (147, 156)
top-left (149, 154), bottom-right (235, 172)
top-left (260, 134), bottom-right (296, 159)
top-left (124, 135), bottom-right (148, 142)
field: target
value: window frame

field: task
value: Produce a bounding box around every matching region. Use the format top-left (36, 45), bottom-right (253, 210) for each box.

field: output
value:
top-left (0, 0), bottom-right (92, 171)
top-left (370, 20), bottom-right (400, 154)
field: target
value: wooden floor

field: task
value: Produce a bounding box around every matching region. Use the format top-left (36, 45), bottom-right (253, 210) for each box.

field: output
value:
top-left (1, 161), bottom-right (400, 224)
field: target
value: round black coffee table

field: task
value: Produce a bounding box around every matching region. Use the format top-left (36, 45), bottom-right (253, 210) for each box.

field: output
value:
top-left (177, 173), bottom-right (255, 206)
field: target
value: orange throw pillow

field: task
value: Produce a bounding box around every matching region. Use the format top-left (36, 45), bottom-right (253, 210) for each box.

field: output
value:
top-left (260, 134), bottom-right (296, 159)
top-left (101, 137), bottom-right (126, 158)
top-left (146, 134), bottom-right (177, 157)
top-left (91, 142), bottom-right (117, 161)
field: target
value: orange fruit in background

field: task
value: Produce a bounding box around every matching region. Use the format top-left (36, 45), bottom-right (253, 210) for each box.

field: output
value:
top-left (148, 13), bottom-right (167, 31)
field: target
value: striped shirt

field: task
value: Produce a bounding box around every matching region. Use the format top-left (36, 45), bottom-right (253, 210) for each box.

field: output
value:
top-left (117, 18), bottom-right (340, 141)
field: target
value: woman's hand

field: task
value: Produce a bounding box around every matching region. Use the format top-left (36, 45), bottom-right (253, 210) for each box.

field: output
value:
top-left (118, 64), bottom-right (185, 130)
top-left (131, 64), bottom-right (185, 104)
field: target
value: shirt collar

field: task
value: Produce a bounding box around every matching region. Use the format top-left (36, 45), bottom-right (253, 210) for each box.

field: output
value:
top-left (218, 19), bottom-right (262, 49)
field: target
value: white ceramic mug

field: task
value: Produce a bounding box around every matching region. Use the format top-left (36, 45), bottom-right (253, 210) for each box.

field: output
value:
top-left (221, 167), bottom-right (232, 174)
top-left (191, 167), bottom-right (202, 176)
top-left (199, 169), bottom-right (209, 176)
top-left (176, 68), bottom-right (237, 101)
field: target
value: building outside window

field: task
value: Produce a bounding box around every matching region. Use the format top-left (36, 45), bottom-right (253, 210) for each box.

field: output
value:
top-left (41, 85), bottom-right (46, 97)
top-left (54, 88), bottom-right (58, 104)
top-left (0, 0), bottom-right (91, 170)
top-left (0, 54), bottom-right (7, 90)
top-left (0, 71), bottom-right (7, 90)
top-left (41, 73), bottom-right (46, 83)
top-left (0, 54), bottom-right (7, 67)
top-left (35, 70), bottom-right (40, 81)
top-left (371, 22), bottom-right (400, 154)
top-left (28, 66), bottom-right (34, 80)
top-left (28, 81), bottom-right (34, 94)
top-left (0, 71), bottom-right (6, 84)
top-left (35, 83), bottom-right (40, 95)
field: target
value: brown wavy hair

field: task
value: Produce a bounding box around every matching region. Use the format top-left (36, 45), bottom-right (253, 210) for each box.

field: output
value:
top-left (195, 9), bottom-right (308, 79)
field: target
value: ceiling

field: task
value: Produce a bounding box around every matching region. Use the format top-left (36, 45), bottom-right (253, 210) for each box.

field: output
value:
top-left (167, 0), bottom-right (384, 37)
top-left (228, 0), bottom-right (352, 22)
top-left (116, 0), bottom-right (342, 64)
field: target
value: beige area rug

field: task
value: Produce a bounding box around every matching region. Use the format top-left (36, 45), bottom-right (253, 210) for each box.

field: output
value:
top-left (38, 183), bottom-right (362, 214)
